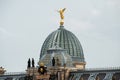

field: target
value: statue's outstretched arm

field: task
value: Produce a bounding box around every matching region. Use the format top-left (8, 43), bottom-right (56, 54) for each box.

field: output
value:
top-left (62, 8), bottom-right (66, 12)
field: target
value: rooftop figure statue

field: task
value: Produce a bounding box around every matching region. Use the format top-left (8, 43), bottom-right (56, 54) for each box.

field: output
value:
top-left (32, 58), bottom-right (35, 67)
top-left (27, 58), bottom-right (31, 68)
top-left (58, 8), bottom-right (66, 25)
top-left (52, 57), bottom-right (55, 66)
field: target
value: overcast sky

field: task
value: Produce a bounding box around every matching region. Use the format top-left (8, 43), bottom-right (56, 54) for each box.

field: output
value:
top-left (0, 0), bottom-right (120, 72)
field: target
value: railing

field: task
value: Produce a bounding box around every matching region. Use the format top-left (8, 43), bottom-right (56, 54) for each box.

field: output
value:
top-left (85, 66), bottom-right (120, 71)
top-left (1, 72), bottom-right (26, 76)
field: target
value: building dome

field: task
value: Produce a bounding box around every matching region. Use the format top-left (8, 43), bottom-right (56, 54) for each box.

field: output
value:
top-left (40, 26), bottom-right (85, 64)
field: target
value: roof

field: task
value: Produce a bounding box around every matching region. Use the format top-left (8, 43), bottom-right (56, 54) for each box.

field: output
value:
top-left (40, 26), bottom-right (85, 63)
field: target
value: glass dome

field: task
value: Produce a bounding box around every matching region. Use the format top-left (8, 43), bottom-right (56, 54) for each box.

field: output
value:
top-left (40, 26), bottom-right (85, 63)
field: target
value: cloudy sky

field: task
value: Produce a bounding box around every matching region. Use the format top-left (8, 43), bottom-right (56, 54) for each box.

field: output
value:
top-left (0, 0), bottom-right (120, 72)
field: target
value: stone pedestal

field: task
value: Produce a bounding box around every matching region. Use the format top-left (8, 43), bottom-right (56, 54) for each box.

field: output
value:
top-left (26, 67), bottom-right (39, 76)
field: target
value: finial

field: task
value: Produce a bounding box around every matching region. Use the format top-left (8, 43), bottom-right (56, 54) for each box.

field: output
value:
top-left (57, 8), bottom-right (66, 26)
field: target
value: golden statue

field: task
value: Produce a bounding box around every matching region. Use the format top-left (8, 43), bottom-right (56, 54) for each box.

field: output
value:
top-left (58, 8), bottom-right (66, 25)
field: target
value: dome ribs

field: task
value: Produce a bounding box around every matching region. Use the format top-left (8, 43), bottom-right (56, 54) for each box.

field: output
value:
top-left (40, 26), bottom-right (85, 63)
top-left (63, 29), bottom-right (69, 53)
top-left (66, 30), bottom-right (74, 56)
